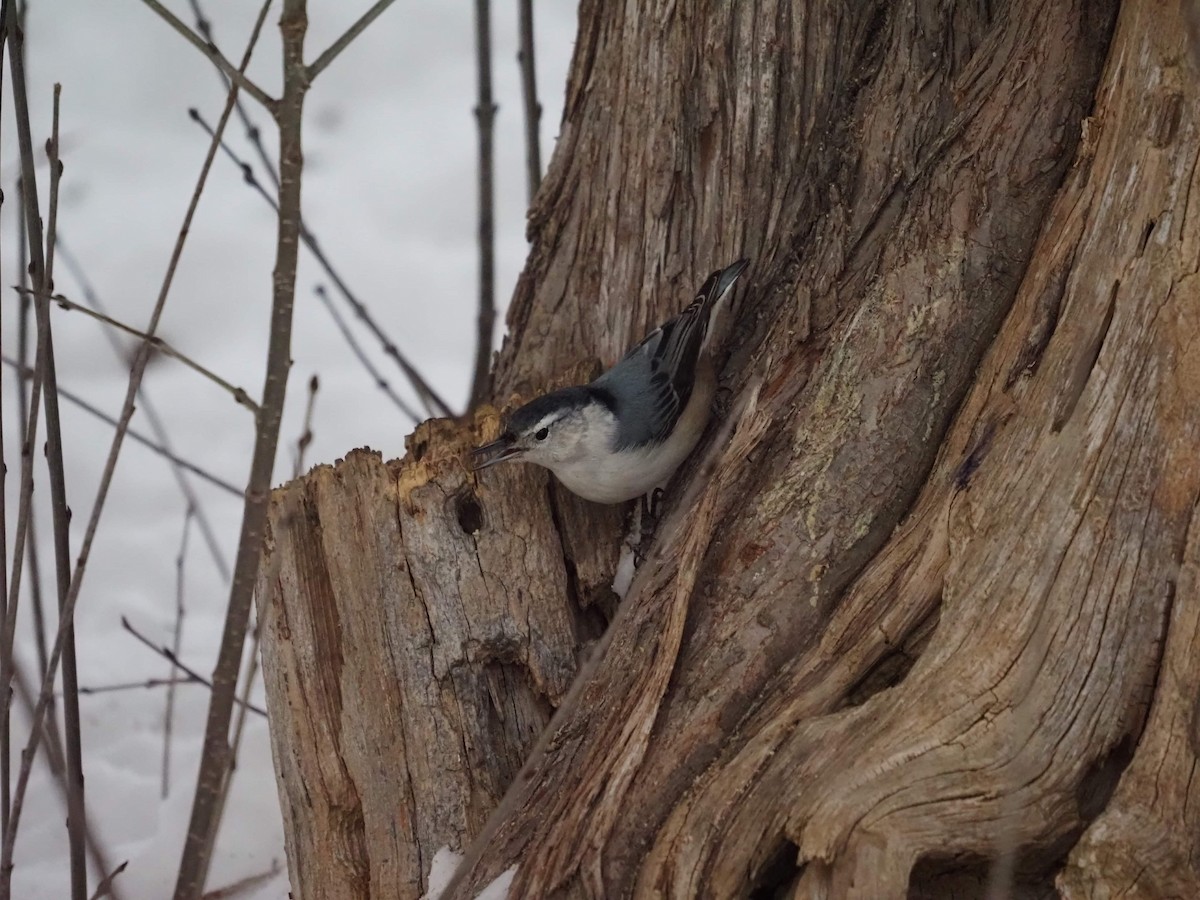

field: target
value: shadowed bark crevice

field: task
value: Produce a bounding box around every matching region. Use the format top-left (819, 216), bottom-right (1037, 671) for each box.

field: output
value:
top-left (844, 601), bottom-right (941, 708)
top-left (748, 838), bottom-right (804, 900)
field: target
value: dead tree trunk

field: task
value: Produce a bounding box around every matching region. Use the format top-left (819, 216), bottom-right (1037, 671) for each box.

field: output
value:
top-left (258, 0), bottom-right (1200, 896)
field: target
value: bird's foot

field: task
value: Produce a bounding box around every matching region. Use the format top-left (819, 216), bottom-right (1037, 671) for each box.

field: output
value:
top-left (632, 488), bottom-right (665, 564)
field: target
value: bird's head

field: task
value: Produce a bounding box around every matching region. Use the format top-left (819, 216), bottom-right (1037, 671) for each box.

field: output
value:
top-left (471, 386), bottom-right (610, 471)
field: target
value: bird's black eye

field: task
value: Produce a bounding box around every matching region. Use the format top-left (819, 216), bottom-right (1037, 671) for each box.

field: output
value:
top-left (534, 427), bottom-right (549, 441)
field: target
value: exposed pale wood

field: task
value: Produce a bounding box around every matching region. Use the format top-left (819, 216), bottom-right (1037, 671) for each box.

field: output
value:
top-left (259, 0), bottom-right (1200, 896)
top-left (1057, 506), bottom-right (1200, 897)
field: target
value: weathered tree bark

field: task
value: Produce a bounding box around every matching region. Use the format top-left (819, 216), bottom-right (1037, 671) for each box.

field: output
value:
top-left (258, 0), bottom-right (1200, 897)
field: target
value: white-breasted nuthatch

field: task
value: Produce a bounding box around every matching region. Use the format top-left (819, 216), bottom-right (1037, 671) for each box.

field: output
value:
top-left (471, 259), bottom-right (750, 503)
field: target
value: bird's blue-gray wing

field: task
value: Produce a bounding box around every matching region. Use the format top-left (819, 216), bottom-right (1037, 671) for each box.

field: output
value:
top-left (593, 259), bottom-right (748, 449)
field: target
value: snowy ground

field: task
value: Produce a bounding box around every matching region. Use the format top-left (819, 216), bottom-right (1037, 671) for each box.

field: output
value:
top-left (6, 1), bottom-right (577, 897)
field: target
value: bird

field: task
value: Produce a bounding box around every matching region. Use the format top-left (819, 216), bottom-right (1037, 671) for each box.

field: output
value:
top-left (471, 259), bottom-right (750, 503)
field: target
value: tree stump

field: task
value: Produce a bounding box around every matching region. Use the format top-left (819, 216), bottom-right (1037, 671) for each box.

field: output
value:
top-left (256, 415), bottom-right (623, 899)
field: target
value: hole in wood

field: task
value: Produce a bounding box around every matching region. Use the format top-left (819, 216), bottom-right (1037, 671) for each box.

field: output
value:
top-left (749, 838), bottom-right (803, 899)
top-left (844, 602), bottom-right (942, 708)
top-left (909, 826), bottom-right (1083, 899)
top-left (1076, 734), bottom-right (1135, 822)
top-left (456, 492), bottom-right (484, 535)
top-left (1138, 218), bottom-right (1156, 256)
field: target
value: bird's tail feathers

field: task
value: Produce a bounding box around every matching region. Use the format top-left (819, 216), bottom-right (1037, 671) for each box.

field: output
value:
top-left (696, 257), bottom-right (749, 347)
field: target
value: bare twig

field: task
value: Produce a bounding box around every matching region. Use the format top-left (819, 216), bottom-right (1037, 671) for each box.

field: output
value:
top-left (306, 0), bottom-right (398, 80)
top-left (186, 0), bottom-right (280, 190)
top-left (0, 160), bottom-right (16, 840)
top-left (189, 108), bottom-right (277, 210)
top-left (299, 210), bottom-right (452, 419)
top-left (121, 618), bottom-right (267, 718)
top-left (163, 508), bottom-right (193, 798)
top-left (190, 107), bottom-right (446, 418)
top-left (293, 374), bottom-right (318, 476)
top-left (469, 0), bottom-right (497, 410)
top-left (517, 0), bottom-right (542, 203)
top-left (0, 4), bottom-right (275, 893)
top-left (207, 371), bottom-right (315, 873)
top-left (17, 287), bottom-right (260, 414)
top-left (57, 238), bottom-right (233, 578)
top-left (0, 356), bottom-right (241, 498)
top-left (78, 677), bottom-right (194, 696)
top-left (12, 661), bottom-right (64, 778)
top-left (11, 181), bottom-right (51, 710)
top-left (314, 285), bottom-right (419, 421)
top-left (11, 665), bottom-right (125, 900)
top-left (138, 0), bottom-right (276, 113)
top-left (1, 171), bottom-right (52, 862)
top-left (174, 3), bottom-right (307, 895)
top-left (88, 861), bottom-right (128, 900)
top-left (0, 172), bottom-right (45, 885)
top-left (27, 80), bottom-right (89, 900)
top-left (0, 1), bottom-right (8, 847)
top-left (206, 619), bottom-right (263, 881)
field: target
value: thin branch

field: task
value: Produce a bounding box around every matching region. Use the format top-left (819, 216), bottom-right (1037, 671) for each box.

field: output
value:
top-left (190, 107), bottom-right (447, 418)
top-left (0, 0), bottom-right (8, 848)
top-left (207, 374), bottom-right (316, 864)
top-left (208, 486), bottom-right (301, 861)
top-left (78, 677), bottom-right (195, 696)
top-left (88, 861), bottom-right (128, 900)
top-left (304, 223), bottom-right (452, 418)
top-left (163, 508), bottom-right (193, 798)
top-left (314, 285), bottom-right (419, 421)
top-left (517, 0), bottom-right (542, 203)
top-left (207, 620), bottom-right (262, 879)
top-left (307, 0), bottom-right (397, 80)
top-left (17, 288), bottom-right (259, 412)
top-left (30, 80), bottom-right (89, 900)
top-left (189, 108), bottom-right (277, 209)
top-left (11, 664), bottom-right (125, 900)
top-left (120, 618), bottom-right (266, 718)
top-left (0, 171), bottom-right (46, 883)
top-left (138, 0), bottom-right (277, 113)
top-left (293, 374), bottom-right (318, 477)
top-left (469, 0), bottom-right (497, 410)
top-left (0, 356), bottom-right (242, 497)
top-left (0, 4), bottom-right (276, 893)
top-left (1, 171), bottom-right (52, 872)
top-left (56, 238), bottom-right (233, 579)
top-left (10, 180), bottom-right (51, 722)
top-left (186, 0), bottom-right (280, 190)
top-left (175, 2), bottom-right (307, 895)
top-left (12, 660), bottom-right (64, 778)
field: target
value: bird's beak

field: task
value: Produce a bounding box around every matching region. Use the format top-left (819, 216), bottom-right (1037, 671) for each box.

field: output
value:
top-left (471, 434), bottom-right (522, 470)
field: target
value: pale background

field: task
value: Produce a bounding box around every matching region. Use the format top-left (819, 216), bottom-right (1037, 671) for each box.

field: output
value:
top-left (7, 1), bottom-right (578, 896)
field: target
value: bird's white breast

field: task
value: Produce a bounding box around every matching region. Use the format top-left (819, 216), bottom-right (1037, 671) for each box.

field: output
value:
top-left (547, 368), bottom-right (714, 504)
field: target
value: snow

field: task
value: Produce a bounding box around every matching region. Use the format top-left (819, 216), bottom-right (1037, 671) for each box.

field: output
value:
top-left (421, 846), bottom-right (464, 900)
top-left (613, 540), bottom-right (639, 599)
top-left (475, 866), bottom-right (517, 900)
top-left (421, 848), bottom-right (514, 900)
top-left (7, 1), bottom-right (578, 898)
